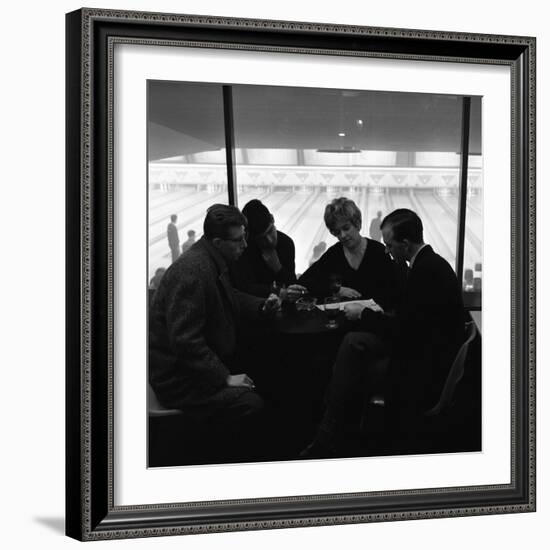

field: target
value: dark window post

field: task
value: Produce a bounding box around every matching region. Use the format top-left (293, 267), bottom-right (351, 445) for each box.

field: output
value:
top-left (455, 97), bottom-right (471, 284)
top-left (223, 85), bottom-right (238, 205)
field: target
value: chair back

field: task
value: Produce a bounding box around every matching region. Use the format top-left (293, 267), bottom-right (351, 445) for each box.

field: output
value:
top-left (148, 383), bottom-right (183, 418)
top-left (425, 320), bottom-right (478, 417)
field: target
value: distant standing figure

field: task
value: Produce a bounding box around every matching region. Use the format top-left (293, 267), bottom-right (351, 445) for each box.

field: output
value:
top-left (309, 241), bottom-right (327, 266)
top-left (167, 214), bottom-right (180, 263)
top-left (181, 229), bottom-right (196, 255)
top-left (369, 210), bottom-right (383, 242)
top-left (149, 267), bottom-right (166, 290)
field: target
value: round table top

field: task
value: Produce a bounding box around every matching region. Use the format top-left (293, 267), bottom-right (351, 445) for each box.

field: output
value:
top-left (268, 306), bottom-right (351, 335)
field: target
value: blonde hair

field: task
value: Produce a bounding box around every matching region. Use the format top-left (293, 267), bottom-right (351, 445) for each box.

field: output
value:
top-left (324, 197), bottom-right (362, 232)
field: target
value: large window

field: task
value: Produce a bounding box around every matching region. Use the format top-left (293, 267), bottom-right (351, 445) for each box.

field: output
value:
top-left (147, 82), bottom-right (482, 306)
top-left (147, 81), bottom-right (228, 276)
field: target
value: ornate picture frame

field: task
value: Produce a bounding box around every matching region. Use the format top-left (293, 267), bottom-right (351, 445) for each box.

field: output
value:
top-left (66, 8), bottom-right (535, 541)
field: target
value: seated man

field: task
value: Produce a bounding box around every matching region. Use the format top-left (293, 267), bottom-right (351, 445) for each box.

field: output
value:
top-left (302, 208), bottom-right (466, 457)
top-left (149, 204), bottom-right (279, 439)
top-left (230, 199), bottom-right (298, 298)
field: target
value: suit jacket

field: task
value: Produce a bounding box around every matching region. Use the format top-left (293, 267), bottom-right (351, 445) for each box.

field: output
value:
top-left (359, 245), bottom-right (465, 410)
top-left (149, 237), bottom-right (263, 409)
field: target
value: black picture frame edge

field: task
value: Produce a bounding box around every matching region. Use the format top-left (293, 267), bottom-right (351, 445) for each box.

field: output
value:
top-left (65, 7), bottom-right (536, 541)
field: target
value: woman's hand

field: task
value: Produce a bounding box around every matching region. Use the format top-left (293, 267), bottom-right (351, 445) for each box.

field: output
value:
top-left (338, 286), bottom-right (362, 299)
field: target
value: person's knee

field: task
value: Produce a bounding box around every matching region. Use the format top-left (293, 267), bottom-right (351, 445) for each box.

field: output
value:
top-left (345, 332), bottom-right (385, 356)
top-left (241, 390), bottom-right (264, 415)
top-left (344, 332), bottom-right (370, 353)
top-left (230, 390), bottom-right (264, 420)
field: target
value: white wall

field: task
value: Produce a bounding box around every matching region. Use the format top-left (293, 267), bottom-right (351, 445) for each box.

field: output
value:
top-left (0, 0), bottom-right (546, 548)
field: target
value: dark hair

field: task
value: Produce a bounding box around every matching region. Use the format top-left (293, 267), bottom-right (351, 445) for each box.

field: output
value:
top-left (203, 204), bottom-right (246, 240)
top-left (242, 199), bottom-right (272, 237)
top-left (170, 214), bottom-right (177, 222)
top-left (187, 229), bottom-right (196, 237)
top-left (381, 209), bottom-right (423, 244)
top-left (324, 197), bottom-right (362, 232)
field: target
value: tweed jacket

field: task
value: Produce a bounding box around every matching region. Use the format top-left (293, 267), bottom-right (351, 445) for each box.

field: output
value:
top-left (149, 237), bottom-right (263, 410)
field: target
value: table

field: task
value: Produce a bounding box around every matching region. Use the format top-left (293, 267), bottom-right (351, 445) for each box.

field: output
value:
top-left (269, 306), bottom-right (350, 335)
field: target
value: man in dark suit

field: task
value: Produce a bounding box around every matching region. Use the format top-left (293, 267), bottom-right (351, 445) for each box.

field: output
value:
top-left (150, 204), bottom-right (279, 431)
top-left (302, 208), bottom-right (465, 457)
top-left (166, 214), bottom-right (180, 263)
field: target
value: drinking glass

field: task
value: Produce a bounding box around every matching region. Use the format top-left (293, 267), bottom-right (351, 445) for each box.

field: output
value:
top-left (324, 296), bottom-right (341, 329)
top-left (271, 280), bottom-right (281, 296)
top-left (268, 281), bottom-right (284, 315)
top-left (328, 274), bottom-right (342, 297)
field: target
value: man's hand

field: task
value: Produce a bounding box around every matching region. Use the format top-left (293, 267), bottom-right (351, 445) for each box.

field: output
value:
top-left (338, 286), bottom-right (362, 299)
top-left (285, 284), bottom-right (308, 302)
top-left (343, 302), bottom-right (366, 321)
top-left (226, 373), bottom-right (256, 389)
top-left (262, 293), bottom-right (282, 314)
top-left (261, 249), bottom-right (282, 273)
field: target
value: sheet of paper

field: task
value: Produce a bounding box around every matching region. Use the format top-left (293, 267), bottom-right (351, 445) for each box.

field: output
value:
top-left (315, 298), bottom-right (383, 312)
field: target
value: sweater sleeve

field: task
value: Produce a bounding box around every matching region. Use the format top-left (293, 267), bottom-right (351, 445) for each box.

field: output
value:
top-left (298, 247), bottom-right (337, 298)
top-left (275, 233), bottom-right (297, 284)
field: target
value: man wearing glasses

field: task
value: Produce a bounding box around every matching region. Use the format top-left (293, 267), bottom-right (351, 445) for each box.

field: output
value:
top-left (149, 204), bottom-right (279, 454)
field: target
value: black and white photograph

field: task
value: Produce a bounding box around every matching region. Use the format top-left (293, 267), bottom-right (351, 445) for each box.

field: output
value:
top-left (3, 0), bottom-right (547, 546)
top-left (147, 81), bottom-right (483, 467)
top-left (61, 4), bottom-right (537, 542)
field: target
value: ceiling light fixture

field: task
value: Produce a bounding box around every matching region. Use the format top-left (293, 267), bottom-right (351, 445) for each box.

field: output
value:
top-left (317, 146), bottom-right (362, 153)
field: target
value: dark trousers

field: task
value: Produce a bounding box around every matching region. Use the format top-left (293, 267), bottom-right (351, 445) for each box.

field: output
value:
top-left (150, 389), bottom-right (265, 466)
top-left (170, 245), bottom-right (180, 263)
top-left (204, 388), bottom-right (265, 425)
top-left (320, 331), bottom-right (390, 437)
top-left (204, 389), bottom-right (267, 461)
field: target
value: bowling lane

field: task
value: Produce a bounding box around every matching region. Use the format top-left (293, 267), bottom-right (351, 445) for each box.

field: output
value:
top-left (148, 188), bottom-right (227, 243)
top-left (363, 191), bottom-right (386, 241)
top-left (439, 193), bottom-right (483, 256)
top-left (390, 190), bottom-right (453, 266)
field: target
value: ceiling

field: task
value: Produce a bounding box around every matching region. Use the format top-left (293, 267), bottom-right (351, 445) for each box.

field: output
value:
top-left (148, 81), bottom-right (482, 162)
